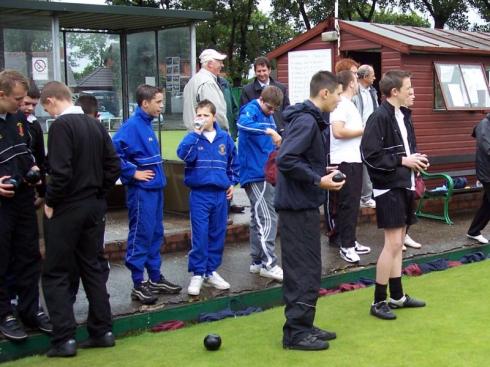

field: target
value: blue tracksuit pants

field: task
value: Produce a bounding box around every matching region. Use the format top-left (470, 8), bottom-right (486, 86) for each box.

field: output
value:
top-left (188, 188), bottom-right (228, 276)
top-left (125, 186), bottom-right (164, 286)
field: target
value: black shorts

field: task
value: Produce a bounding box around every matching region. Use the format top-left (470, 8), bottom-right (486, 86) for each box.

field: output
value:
top-left (375, 188), bottom-right (417, 229)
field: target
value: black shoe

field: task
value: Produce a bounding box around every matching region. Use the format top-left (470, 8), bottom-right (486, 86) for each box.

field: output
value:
top-left (47, 339), bottom-right (77, 358)
top-left (370, 301), bottom-right (397, 320)
top-left (79, 331), bottom-right (115, 349)
top-left (147, 275), bottom-right (182, 295)
top-left (34, 311), bottom-right (53, 334)
top-left (389, 294), bottom-right (426, 309)
top-left (131, 283), bottom-right (158, 305)
top-left (283, 334), bottom-right (329, 351)
top-left (0, 315), bottom-right (28, 341)
top-left (311, 326), bottom-right (337, 341)
top-left (230, 204), bottom-right (245, 213)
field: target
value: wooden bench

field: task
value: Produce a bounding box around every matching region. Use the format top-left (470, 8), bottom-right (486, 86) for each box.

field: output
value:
top-left (415, 154), bottom-right (483, 225)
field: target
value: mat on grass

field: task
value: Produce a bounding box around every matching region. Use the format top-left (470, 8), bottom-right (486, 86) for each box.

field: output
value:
top-left (5, 261), bottom-right (490, 367)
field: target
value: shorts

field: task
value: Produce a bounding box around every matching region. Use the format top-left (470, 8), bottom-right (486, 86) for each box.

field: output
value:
top-left (375, 188), bottom-right (417, 229)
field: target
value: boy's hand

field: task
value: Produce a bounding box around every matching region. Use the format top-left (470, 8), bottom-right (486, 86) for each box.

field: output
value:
top-left (0, 176), bottom-right (15, 198)
top-left (226, 185), bottom-right (234, 200)
top-left (44, 204), bottom-right (54, 219)
top-left (265, 128), bottom-right (282, 147)
top-left (402, 153), bottom-right (429, 172)
top-left (134, 170), bottom-right (155, 181)
top-left (319, 170), bottom-right (345, 191)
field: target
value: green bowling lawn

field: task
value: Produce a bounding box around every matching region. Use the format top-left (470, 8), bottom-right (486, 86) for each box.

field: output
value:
top-left (5, 260), bottom-right (490, 366)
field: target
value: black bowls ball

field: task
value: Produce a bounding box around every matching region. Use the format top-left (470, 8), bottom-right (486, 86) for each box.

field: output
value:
top-left (203, 334), bottom-right (221, 351)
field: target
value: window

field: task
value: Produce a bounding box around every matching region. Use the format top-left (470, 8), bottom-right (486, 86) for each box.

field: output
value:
top-left (434, 63), bottom-right (490, 111)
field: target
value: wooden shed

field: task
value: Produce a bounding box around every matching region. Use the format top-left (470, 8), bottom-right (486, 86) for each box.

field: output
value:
top-left (267, 19), bottom-right (490, 176)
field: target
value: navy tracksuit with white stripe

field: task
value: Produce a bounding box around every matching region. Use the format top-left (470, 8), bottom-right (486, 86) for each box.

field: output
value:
top-left (177, 123), bottom-right (239, 276)
top-left (237, 99), bottom-right (279, 269)
top-left (112, 107), bottom-right (167, 286)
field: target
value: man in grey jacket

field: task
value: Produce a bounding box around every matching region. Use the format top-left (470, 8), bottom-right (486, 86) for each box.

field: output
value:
top-left (183, 49), bottom-right (229, 131)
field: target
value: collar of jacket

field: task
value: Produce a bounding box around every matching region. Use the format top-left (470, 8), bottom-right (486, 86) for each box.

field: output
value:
top-left (304, 99), bottom-right (328, 132)
top-left (135, 106), bottom-right (154, 125)
top-left (197, 122), bottom-right (225, 140)
top-left (381, 99), bottom-right (410, 119)
top-left (253, 76), bottom-right (276, 92)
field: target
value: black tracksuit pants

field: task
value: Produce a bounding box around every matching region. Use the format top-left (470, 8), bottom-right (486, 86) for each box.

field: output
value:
top-left (42, 197), bottom-right (112, 346)
top-left (0, 188), bottom-right (41, 324)
top-left (279, 208), bottom-right (321, 345)
top-left (468, 182), bottom-right (490, 236)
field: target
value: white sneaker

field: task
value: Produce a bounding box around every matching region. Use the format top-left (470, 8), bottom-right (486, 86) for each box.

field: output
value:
top-left (466, 233), bottom-right (489, 244)
top-left (187, 275), bottom-right (204, 296)
top-left (249, 263), bottom-right (262, 274)
top-left (259, 265), bottom-right (283, 281)
top-left (354, 241), bottom-right (371, 255)
top-left (205, 272), bottom-right (230, 290)
top-left (360, 199), bottom-right (376, 208)
top-left (404, 234), bottom-right (422, 248)
top-left (340, 247), bottom-right (360, 263)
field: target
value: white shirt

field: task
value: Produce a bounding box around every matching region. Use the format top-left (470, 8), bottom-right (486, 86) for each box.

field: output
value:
top-left (0, 114), bottom-right (6, 120)
top-left (359, 85), bottom-right (374, 125)
top-left (203, 129), bottom-right (217, 143)
top-left (329, 96), bottom-right (363, 164)
top-left (59, 105), bottom-right (84, 116)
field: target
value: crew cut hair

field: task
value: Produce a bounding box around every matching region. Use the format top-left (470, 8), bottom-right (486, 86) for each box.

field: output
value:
top-left (40, 81), bottom-right (72, 104)
top-left (310, 71), bottom-right (339, 97)
top-left (337, 70), bottom-right (356, 91)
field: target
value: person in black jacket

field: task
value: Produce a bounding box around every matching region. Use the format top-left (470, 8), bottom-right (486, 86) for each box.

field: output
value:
top-left (466, 113), bottom-right (490, 244)
top-left (40, 81), bottom-right (120, 357)
top-left (276, 71), bottom-right (344, 351)
top-left (360, 70), bottom-right (428, 321)
top-left (240, 57), bottom-right (290, 134)
top-left (0, 70), bottom-right (52, 342)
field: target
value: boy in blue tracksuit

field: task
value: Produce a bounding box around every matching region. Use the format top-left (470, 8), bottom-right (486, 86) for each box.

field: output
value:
top-left (113, 85), bottom-right (182, 305)
top-left (237, 86), bottom-right (284, 281)
top-left (177, 99), bottom-right (239, 296)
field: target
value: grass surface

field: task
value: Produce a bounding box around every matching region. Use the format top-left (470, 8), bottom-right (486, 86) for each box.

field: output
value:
top-left (6, 261), bottom-right (490, 367)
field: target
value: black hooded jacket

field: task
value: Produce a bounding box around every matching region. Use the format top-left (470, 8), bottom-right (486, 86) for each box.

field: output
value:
top-left (473, 113), bottom-right (490, 183)
top-left (274, 100), bottom-right (329, 210)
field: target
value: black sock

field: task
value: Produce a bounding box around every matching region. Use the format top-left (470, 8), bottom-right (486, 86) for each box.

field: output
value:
top-left (374, 283), bottom-right (387, 304)
top-left (389, 277), bottom-right (404, 301)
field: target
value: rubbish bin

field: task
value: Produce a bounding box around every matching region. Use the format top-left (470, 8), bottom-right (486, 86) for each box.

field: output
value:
top-left (164, 159), bottom-right (190, 213)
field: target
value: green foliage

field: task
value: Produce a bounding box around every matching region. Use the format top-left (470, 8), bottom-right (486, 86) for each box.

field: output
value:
top-left (398, 0), bottom-right (470, 29)
top-left (370, 8), bottom-right (431, 27)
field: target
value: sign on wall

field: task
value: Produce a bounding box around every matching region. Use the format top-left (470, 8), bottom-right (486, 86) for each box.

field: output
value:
top-left (32, 57), bottom-right (49, 80)
top-left (287, 49), bottom-right (332, 104)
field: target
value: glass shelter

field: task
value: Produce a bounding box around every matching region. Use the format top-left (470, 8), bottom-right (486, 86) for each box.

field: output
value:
top-left (0, 0), bottom-right (210, 130)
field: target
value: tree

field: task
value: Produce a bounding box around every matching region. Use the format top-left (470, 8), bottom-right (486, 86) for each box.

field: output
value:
top-left (398, 0), bottom-right (470, 29)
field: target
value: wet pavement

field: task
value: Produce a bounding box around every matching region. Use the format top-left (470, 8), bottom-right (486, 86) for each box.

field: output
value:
top-left (72, 188), bottom-right (488, 322)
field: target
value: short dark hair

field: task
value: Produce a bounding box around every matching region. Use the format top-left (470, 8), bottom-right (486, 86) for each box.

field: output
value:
top-left (76, 95), bottom-right (98, 117)
top-left (334, 58), bottom-right (359, 73)
top-left (379, 70), bottom-right (412, 97)
top-left (196, 99), bottom-right (216, 115)
top-left (135, 84), bottom-right (163, 106)
top-left (40, 81), bottom-right (72, 104)
top-left (261, 85), bottom-right (283, 107)
top-left (0, 69), bottom-right (29, 95)
top-left (310, 71), bottom-right (339, 97)
top-left (337, 70), bottom-right (355, 91)
top-left (27, 80), bottom-right (41, 99)
top-left (254, 56), bottom-right (271, 70)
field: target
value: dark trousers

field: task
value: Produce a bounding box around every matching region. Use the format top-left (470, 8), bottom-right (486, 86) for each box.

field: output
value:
top-left (42, 197), bottom-right (112, 346)
top-left (331, 162), bottom-right (362, 248)
top-left (468, 182), bottom-right (490, 236)
top-left (280, 208), bottom-right (321, 345)
top-left (0, 188), bottom-right (41, 324)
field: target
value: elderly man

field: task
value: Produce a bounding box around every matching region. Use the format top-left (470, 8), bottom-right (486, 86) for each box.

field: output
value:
top-left (353, 65), bottom-right (379, 209)
top-left (183, 49), bottom-right (229, 131)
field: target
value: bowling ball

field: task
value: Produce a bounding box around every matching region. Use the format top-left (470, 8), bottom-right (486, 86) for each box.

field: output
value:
top-left (1, 177), bottom-right (20, 191)
top-left (332, 172), bottom-right (346, 183)
top-left (24, 169), bottom-right (41, 184)
top-left (203, 334), bottom-right (221, 351)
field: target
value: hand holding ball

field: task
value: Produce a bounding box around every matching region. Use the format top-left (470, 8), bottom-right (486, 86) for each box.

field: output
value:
top-left (332, 172), bottom-right (346, 183)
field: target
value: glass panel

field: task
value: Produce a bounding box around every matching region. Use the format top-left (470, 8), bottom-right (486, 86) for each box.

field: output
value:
top-left (434, 77), bottom-right (446, 110)
top-left (158, 27), bottom-right (191, 129)
top-left (460, 64), bottom-right (490, 108)
top-left (434, 63), bottom-right (470, 109)
top-left (0, 14), bottom-right (54, 128)
top-left (65, 32), bottom-right (123, 131)
top-left (127, 31), bottom-right (157, 117)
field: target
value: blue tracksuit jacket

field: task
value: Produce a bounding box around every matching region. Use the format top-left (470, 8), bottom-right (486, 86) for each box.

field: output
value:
top-left (112, 106), bottom-right (166, 285)
top-left (177, 123), bottom-right (239, 275)
top-left (237, 99), bottom-right (276, 187)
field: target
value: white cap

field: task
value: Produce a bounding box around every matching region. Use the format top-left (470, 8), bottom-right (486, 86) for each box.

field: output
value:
top-left (199, 49), bottom-right (227, 64)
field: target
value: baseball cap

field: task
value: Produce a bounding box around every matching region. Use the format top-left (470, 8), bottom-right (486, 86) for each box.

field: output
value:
top-left (199, 49), bottom-right (227, 64)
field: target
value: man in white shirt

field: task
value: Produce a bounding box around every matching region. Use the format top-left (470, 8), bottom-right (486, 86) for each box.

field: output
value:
top-left (353, 65), bottom-right (378, 209)
top-left (328, 70), bottom-right (371, 263)
top-left (183, 49), bottom-right (229, 131)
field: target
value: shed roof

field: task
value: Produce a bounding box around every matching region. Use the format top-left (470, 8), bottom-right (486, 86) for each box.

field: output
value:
top-left (77, 66), bottom-right (113, 88)
top-left (268, 19), bottom-right (490, 59)
top-left (0, 0), bottom-right (212, 33)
